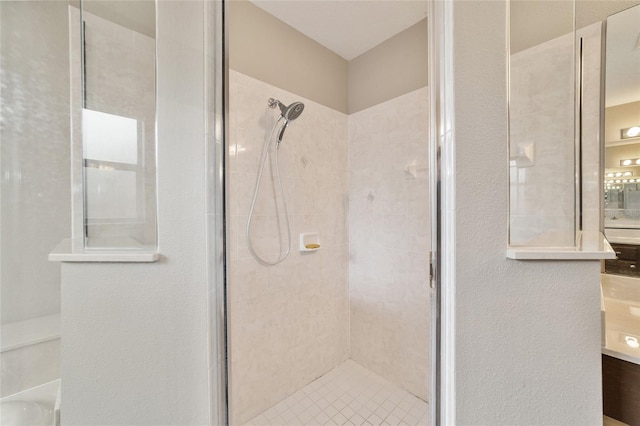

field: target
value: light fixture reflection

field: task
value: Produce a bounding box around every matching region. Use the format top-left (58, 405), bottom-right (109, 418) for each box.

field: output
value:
top-left (620, 158), bottom-right (640, 167)
top-left (625, 335), bottom-right (640, 349)
top-left (623, 126), bottom-right (640, 138)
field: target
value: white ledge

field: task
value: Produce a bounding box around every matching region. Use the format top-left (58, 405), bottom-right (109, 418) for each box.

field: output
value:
top-left (48, 239), bottom-right (160, 263)
top-left (1, 314), bottom-right (60, 353)
top-left (506, 232), bottom-right (616, 260)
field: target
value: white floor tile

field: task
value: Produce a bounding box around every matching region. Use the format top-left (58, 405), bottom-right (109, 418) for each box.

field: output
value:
top-left (243, 360), bottom-right (429, 426)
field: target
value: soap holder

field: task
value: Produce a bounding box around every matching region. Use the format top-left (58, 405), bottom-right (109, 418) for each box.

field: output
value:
top-left (300, 232), bottom-right (321, 252)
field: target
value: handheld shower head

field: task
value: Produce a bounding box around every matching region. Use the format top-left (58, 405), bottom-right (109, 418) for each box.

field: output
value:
top-left (279, 101), bottom-right (305, 121)
top-left (268, 98), bottom-right (305, 122)
top-left (268, 98), bottom-right (305, 143)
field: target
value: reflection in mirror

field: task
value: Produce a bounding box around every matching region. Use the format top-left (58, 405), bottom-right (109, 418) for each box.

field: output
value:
top-left (508, 0), bottom-right (576, 247)
top-left (603, 5), bottom-right (640, 230)
top-left (73, 0), bottom-right (157, 249)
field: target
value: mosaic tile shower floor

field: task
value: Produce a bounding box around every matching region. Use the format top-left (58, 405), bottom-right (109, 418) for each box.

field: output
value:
top-left (244, 360), bottom-right (429, 426)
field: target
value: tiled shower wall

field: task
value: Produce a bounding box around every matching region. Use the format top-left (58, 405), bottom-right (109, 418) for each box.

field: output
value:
top-left (348, 87), bottom-right (431, 401)
top-left (509, 27), bottom-right (604, 246)
top-left (509, 33), bottom-right (575, 246)
top-left (228, 70), bottom-right (350, 425)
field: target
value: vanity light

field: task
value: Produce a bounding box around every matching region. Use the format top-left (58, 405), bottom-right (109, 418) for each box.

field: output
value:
top-left (623, 179), bottom-right (629, 183)
top-left (616, 172), bottom-right (623, 177)
top-left (624, 171), bottom-right (633, 177)
top-left (636, 159), bottom-right (640, 165)
top-left (607, 173), bottom-right (615, 178)
top-left (621, 126), bottom-right (640, 139)
top-left (622, 159), bottom-right (633, 166)
top-left (625, 335), bottom-right (640, 349)
top-left (615, 179), bottom-right (622, 183)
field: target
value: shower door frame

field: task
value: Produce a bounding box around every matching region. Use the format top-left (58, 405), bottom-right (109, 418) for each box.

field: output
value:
top-left (207, 0), bottom-right (230, 424)
top-left (429, 1), bottom-right (455, 424)
top-left (211, 0), bottom-right (451, 424)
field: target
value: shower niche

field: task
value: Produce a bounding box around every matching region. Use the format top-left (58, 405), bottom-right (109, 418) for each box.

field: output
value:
top-left (506, 0), bottom-right (615, 260)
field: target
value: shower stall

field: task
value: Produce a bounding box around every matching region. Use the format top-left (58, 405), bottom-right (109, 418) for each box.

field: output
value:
top-left (225, 2), bottom-right (432, 424)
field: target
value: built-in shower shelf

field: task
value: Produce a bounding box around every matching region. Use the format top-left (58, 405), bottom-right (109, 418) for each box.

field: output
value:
top-left (300, 232), bottom-right (321, 252)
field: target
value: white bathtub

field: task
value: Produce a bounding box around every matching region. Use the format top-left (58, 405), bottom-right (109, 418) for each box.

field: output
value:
top-left (0, 379), bottom-right (60, 426)
top-left (1, 313), bottom-right (61, 425)
top-left (601, 273), bottom-right (640, 365)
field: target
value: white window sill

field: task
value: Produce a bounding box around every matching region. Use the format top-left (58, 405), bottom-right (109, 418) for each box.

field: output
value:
top-left (48, 239), bottom-right (160, 263)
top-left (506, 232), bottom-right (616, 260)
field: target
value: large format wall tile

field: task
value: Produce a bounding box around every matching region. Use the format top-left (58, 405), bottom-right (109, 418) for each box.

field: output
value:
top-left (228, 70), bottom-right (350, 425)
top-left (348, 87), bottom-right (430, 401)
top-left (509, 33), bottom-right (576, 246)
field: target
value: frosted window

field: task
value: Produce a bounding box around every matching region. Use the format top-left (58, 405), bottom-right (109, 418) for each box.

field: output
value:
top-left (83, 109), bottom-right (138, 165)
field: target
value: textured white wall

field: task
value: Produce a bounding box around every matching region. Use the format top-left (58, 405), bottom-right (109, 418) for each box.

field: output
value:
top-left (227, 70), bottom-right (350, 425)
top-left (60, 2), bottom-right (210, 425)
top-left (453, 1), bottom-right (602, 424)
top-left (348, 87), bottom-right (430, 401)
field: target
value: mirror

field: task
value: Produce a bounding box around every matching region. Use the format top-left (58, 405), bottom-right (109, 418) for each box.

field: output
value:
top-left (508, 0), bottom-right (577, 247)
top-left (72, 0), bottom-right (157, 249)
top-left (603, 5), bottom-right (640, 231)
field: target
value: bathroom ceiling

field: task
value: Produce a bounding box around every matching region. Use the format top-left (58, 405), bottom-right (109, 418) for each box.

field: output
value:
top-left (249, 0), bottom-right (429, 60)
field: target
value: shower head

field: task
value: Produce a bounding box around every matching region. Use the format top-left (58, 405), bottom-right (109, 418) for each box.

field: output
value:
top-left (268, 98), bottom-right (305, 122)
top-left (279, 101), bottom-right (305, 121)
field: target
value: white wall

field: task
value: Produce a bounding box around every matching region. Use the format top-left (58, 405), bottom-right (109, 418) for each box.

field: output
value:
top-left (227, 70), bottom-right (350, 424)
top-left (0, 0), bottom-right (69, 326)
top-left (348, 87), bottom-right (430, 401)
top-left (452, 1), bottom-right (602, 424)
top-left (59, 2), bottom-right (211, 425)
